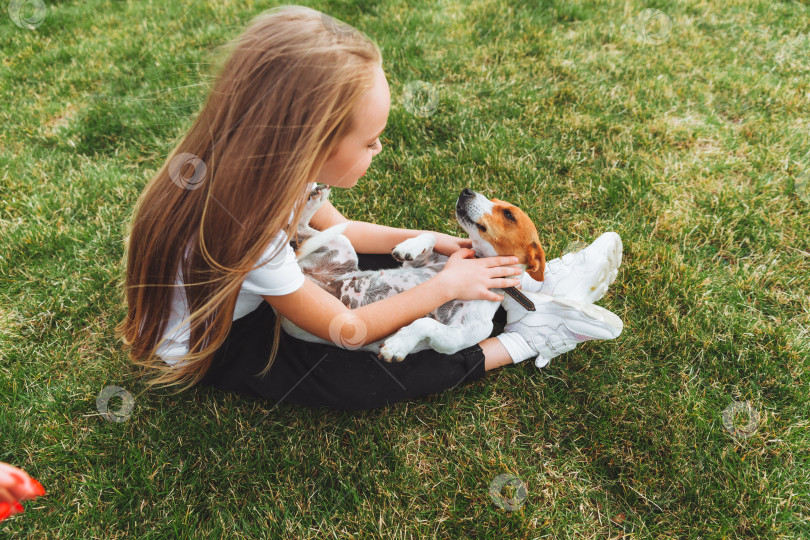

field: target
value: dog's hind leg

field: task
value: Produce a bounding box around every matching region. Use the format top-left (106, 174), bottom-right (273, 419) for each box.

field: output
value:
top-left (379, 317), bottom-right (493, 362)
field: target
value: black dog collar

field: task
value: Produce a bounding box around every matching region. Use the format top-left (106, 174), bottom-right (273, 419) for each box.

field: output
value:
top-left (473, 253), bottom-right (536, 311)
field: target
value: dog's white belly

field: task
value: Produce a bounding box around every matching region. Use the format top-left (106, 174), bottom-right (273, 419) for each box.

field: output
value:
top-left (338, 265), bottom-right (442, 309)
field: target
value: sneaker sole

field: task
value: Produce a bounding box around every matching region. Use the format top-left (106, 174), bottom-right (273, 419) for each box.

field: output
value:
top-left (548, 295), bottom-right (624, 340)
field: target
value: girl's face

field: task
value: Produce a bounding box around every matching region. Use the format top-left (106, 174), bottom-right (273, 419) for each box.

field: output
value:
top-left (317, 64), bottom-right (390, 188)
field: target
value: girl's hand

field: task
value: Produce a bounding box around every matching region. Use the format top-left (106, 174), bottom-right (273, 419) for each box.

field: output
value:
top-left (0, 463), bottom-right (46, 521)
top-left (438, 248), bottom-right (522, 302)
top-left (428, 232), bottom-right (472, 256)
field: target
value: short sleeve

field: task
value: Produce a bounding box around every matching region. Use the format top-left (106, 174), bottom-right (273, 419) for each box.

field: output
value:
top-left (240, 231), bottom-right (306, 297)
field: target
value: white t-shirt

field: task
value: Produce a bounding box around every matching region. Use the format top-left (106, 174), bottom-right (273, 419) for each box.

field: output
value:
top-left (156, 183), bottom-right (315, 366)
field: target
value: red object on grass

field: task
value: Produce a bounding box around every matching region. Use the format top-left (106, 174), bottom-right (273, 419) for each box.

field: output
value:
top-left (0, 501), bottom-right (24, 520)
top-left (30, 479), bottom-right (46, 496)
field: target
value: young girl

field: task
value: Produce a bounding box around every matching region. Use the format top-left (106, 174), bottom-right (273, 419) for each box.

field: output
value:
top-left (116, 5), bottom-right (623, 412)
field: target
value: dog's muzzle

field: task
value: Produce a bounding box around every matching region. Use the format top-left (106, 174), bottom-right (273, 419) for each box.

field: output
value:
top-left (455, 187), bottom-right (475, 225)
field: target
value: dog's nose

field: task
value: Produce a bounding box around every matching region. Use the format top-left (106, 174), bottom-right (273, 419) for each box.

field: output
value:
top-left (460, 188), bottom-right (474, 199)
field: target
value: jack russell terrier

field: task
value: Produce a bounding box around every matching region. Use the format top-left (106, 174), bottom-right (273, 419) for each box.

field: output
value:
top-left (277, 185), bottom-right (600, 362)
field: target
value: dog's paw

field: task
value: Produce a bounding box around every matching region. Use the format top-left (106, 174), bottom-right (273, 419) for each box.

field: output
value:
top-left (299, 184), bottom-right (331, 226)
top-left (378, 350), bottom-right (404, 363)
top-left (378, 336), bottom-right (412, 363)
top-left (377, 338), bottom-right (410, 362)
top-left (378, 350), bottom-right (406, 363)
top-left (308, 183), bottom-right (330, 202)
top-left (392, 233), bottom-right (436, 262)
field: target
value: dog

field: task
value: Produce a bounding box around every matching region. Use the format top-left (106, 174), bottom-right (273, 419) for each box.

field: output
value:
top-left (277, 184), bottom-right (546, 362)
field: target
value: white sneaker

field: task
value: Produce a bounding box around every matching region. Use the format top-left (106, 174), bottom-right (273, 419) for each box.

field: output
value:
top-left (499, 290), bottom-right (623, 368)
top-left (521, 232), bottom-right (622, 304)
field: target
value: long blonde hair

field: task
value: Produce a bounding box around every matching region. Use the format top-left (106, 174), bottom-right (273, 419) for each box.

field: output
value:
top-left (115, 5), bottom-right (382, 393)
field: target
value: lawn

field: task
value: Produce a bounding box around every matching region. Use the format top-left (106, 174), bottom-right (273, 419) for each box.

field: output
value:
top-left (1, 0), bottom-right (808, 537)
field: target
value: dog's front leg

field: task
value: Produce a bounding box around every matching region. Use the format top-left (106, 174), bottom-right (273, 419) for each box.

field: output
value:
top-left (391, 233), bottom-right (436, 267)
top-left (378, 317), bottom-right (493, 362)
top-left (297, 183), bottom-right (331, 233)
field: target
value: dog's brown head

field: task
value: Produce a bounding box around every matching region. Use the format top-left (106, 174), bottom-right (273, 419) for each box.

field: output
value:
top-left (455, 188), bottom-right (545, 281)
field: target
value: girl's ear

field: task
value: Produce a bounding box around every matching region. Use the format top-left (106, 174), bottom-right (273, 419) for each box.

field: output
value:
top-left (525, 241), bottom-right (545, 282)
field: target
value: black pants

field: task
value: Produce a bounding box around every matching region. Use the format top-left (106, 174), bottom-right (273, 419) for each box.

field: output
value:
top-left (197, 253), bottom-right (507, 411)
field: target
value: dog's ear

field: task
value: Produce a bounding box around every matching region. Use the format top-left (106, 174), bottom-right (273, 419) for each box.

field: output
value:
top-left (525, 241), bottom-right (545, 282)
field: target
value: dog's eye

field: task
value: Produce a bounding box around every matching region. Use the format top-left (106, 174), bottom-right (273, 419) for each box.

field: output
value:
top-left (502, 209), bottom-right (516, 222)
top-left (476, 223), bottom-right (487, 233)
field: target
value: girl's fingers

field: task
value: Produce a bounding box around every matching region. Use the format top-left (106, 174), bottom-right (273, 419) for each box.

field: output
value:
top-left (488, 280), bottom-right (519, 290)
top-left (451, 248), bottom-right (472, 259)
top-left (489, 268), bottom-right (522, 280)
top-left (480, 256), bottom-right (518, 267)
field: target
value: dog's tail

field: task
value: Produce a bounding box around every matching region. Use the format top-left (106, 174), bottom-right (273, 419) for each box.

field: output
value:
top-left (294, 222), bottom-right (349, 260)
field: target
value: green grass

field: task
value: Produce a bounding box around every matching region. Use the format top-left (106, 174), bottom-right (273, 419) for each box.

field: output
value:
top-left (1, 0), bottom-right (809, 537)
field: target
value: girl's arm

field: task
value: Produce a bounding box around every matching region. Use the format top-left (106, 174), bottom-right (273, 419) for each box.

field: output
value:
top-left (262, 249), bottom-right (522, 348)
top-left (263, 273), bottom-right (452, 347)
top-left (309, 199), bottom-right (468, 255)
top-left (342, 221), bottom-right (427, 254)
